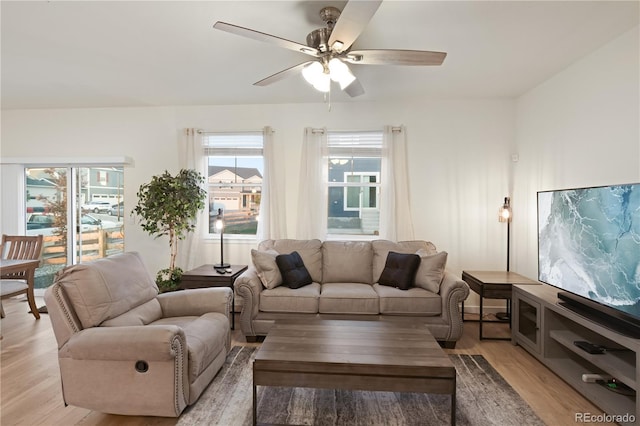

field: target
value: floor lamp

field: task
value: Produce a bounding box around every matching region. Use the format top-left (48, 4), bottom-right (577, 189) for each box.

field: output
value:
top-left (214, 208), bottom-right (230, 269)
top-left (497, 197), bottom-right (512, 320)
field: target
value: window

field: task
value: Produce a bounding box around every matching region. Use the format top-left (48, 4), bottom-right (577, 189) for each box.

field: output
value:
top-left (97, 170), bottom-right (108, 185)
top-left (327, 131), bottom-right (382, 235)
top-left (203, 132), bottom-right (263, 236)
top-left (25, 166), bottom-right (125, 289)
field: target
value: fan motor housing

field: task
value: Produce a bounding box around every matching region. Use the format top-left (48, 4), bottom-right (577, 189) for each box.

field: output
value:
top-left (306, 28), bottom-right (331, 52)
top-left (306, 6), bottom-right (341, 52)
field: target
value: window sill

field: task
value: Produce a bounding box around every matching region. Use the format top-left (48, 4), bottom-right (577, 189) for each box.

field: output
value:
top-left (204, 234), bottom-right (258, 242)
top-left (325, 234), bottom-right (379, 241)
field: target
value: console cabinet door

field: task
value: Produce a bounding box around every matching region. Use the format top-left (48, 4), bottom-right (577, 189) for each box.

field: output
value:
top-left (513, 289), bottom-right (541, 355)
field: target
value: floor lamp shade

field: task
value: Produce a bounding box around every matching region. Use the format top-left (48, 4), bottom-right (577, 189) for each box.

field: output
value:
top-left (214, 208), bottom-right (230, 268)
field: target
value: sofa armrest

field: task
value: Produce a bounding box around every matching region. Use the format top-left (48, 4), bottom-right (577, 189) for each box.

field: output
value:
top-left (235, 266), bottom-right (262, 336)
top-left (64, 325), bottom-right (186, 361)
top-left (157, 287), bottom-right (232, 319)
top-left (439, 271), bottom-right (470, 341)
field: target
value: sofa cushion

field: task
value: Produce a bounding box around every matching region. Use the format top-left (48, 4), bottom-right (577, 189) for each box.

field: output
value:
top-left (259, 239), bottom-right (323, 283)
top-left (251, 249), bottom-right (283, 289)
top-left (319, 283), bottom-right (379, 314)
top-left (100, 299), bottom-right (163, 327)
top-left (260, 283), bottom-right (321, 313)
top-left (321, 241), bottom-right (373, 284)
top-left (378, 252), bottom-right (421, 290)
top-left (150, 312), bottom-right (228, 383)
top-left (276, 251), bottom-right (313, 289)
top-left (55, 252), bottom-right (158, 328)
top-left (374, 284), bottom-right (442, 316)
top-left (372, 240), bottom-right (437, 284)
top-left (415, 250), bottom-right (448, 293)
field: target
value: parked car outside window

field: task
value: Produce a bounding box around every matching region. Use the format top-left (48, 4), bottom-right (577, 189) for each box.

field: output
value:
top-left (81, 201), bottom-right (111, 213)
top-left (26, 213), bottom-right (121, 236)
top-left (109, 201), bottom-right (124, 216)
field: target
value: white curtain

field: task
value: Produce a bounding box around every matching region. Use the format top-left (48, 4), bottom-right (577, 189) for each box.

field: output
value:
top-left (379, 125), bottom-right (415, 241)
top-left (296, 127), bottom-right (328, 239)
top-left (256, 126), bottom-right (287, 240)
top-left (178, 128), bottom-right (207, 271)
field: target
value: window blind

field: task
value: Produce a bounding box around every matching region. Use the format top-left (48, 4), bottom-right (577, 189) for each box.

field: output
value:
top-left (327, 131), bottom-right (382, 157)
top-left (203, 132), bottom-right (263, 156)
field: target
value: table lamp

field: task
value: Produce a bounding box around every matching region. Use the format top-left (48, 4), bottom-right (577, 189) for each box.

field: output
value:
top-left (214, 208), bottom-right (230, 269)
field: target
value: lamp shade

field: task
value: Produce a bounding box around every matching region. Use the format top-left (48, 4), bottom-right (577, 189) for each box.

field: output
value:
top-left (498, 197), bottom-right (512, 222)
top-left (302, 61), bottom-right (323, 84)
top-left (313, 72), bottom-right (331, 92)
top-left (302, 61), bottom-right (330, 92)
top-left (328, 58), bottom-right (356, 89)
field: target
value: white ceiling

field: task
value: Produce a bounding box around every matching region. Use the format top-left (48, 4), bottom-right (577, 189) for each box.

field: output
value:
top-left (1, 1), bottom-right (638, 110)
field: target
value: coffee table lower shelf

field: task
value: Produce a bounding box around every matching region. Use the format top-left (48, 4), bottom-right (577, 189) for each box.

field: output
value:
top-left (252, 320), bottom-right (456, 425)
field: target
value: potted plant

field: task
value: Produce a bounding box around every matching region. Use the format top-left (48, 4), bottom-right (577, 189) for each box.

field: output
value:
top-left (133, 169), bottom-right (207, 292)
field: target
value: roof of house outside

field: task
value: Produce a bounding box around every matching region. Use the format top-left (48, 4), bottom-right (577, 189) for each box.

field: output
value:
top-left (26, 176), bottom-right (56, 188)
top-left (208, 166), bottom-right (262, 180)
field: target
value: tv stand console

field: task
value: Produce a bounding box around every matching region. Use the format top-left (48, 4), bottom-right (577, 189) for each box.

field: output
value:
top-left (513, 283), bottom-right (639, 425)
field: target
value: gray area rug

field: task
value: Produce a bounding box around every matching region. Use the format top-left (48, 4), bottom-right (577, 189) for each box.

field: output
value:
top-left (178, 346), bottom-right (544, 426)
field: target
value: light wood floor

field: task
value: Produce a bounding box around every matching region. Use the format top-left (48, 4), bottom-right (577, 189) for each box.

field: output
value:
top-left (1, 296), bottom-right (607, 426)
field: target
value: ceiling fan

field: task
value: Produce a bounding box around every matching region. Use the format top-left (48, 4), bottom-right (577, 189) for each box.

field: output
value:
top-left (213, 0), bottom-right (446, 97)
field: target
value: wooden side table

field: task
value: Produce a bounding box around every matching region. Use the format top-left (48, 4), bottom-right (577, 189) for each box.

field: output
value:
top-left (180, 264), bottom-right (248, 329)
top-left (461, 270), bottom-right (539, 340)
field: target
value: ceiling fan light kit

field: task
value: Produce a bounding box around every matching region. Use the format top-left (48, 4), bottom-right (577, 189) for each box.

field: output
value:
top-left (213, 0), bottom-right (446, 99)
top-left (302, 58), bottom-right (356, 93)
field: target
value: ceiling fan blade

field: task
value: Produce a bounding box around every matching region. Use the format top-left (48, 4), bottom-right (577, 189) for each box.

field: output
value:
top-left (344, 49), bottom-right (447, 66)
top-left (213, 22), bottom-right (320, 57)
top-left (344, 77), bottom-right (365, 97)
top-left (328, 0), bottom-right (382, 53)
top-left (254, 61), bottom-right (314, 87)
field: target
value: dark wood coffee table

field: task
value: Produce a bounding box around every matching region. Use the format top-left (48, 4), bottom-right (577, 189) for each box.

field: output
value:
top-left (252, 319), bottom-right (456, 425)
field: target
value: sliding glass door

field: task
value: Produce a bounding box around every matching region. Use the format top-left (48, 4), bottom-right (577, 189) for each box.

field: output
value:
top-left (25, 166), bottom-right (125, 289)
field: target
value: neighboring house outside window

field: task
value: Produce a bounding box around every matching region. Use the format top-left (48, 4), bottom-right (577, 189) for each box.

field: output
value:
top-left (203, 132), bottom-right (264, 236)
top-left (327, 131), bottom-right (382, 236)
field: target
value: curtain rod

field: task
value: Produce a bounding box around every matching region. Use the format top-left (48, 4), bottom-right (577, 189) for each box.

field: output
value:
top-left (311, 126), bottom-right (403, 134)
top-left (196, 129), bottom-right (272, 134)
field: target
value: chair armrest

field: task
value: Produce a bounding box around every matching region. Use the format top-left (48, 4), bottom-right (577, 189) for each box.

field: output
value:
top-left (64, 325), bottom-right (186, 361)
top-left (440, 271), bottom-right (469, 297)
top-left (235, 267), bottom-right (262, 335)
top-left (157, 287), bottom-right (232, 318)
top-left (439, 271), bottom-right (470, 341)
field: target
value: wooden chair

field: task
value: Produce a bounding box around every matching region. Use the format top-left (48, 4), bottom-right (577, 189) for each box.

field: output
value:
top-left (1, 234), bottom-right (43, 319)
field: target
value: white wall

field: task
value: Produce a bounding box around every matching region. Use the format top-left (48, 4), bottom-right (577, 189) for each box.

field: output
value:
top-left (2, 26), bottom-right (636, 312)
top-left (513, 25), bottom-right (640, 280)
top-left (1, 98), bottom-right (514, 311)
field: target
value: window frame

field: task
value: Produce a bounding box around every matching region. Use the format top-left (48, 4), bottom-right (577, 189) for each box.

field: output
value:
top-left (341, 172), bottom-right (380, 211)
top-left (203, 132), bottom-right (264, 239)
top-left (325, 130), bottom-right (383, 238)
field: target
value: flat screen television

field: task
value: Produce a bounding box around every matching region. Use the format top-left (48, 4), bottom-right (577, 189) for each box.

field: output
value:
top-left (538, 183), bottom-right (640, 337)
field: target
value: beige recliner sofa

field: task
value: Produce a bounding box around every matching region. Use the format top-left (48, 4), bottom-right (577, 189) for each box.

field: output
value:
top-left (44, 252), bottom-right (232, 417)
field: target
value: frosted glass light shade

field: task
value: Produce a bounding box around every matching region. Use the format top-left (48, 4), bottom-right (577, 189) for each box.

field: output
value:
top-left (328, 58), bottom-right (355, 89)
top-left (302, 62), bottom-right (324, 85)
top-left (302, 62), bottom-right (330, 92)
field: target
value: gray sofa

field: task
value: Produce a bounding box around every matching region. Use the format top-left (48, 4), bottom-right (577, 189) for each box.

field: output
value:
top-left (235, 239), bottom-right (470, 348)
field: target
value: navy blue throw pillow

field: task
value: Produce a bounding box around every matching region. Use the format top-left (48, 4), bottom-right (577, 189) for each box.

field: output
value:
top-left (275, 251), bottom-right (313, 289)
top-left (378, 251), bottom-right (421, 290)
